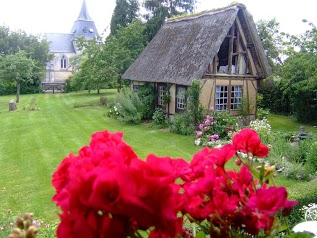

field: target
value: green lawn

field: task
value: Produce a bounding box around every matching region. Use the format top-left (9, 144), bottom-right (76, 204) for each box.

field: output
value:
top-left (268, 114), bottom-right (317, 133)
top-left (0, 90), bottom-right (201, 222)
top-left (0, 91), bottom-right (315, 224)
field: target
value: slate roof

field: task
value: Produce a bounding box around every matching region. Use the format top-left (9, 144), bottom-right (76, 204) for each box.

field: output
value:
top-left (122, 3), bottom-right (271, 86)
top-left (45, 33), bottom-right (75, 53)
top-left (70, 0), bottom-right (98, 39)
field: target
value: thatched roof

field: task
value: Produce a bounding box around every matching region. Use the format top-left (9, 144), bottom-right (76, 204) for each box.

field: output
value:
top-left (122, 3), bottom-right (271, 86)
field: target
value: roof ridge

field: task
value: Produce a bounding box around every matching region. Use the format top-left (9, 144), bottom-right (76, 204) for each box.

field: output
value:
top-left (168, 3), bottom-right (245, 23)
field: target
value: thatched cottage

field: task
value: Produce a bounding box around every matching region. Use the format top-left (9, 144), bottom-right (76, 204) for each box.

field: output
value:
top-left (122, 3), bottom-right (271, 118)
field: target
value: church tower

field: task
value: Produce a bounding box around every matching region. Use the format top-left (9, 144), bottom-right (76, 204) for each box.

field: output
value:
top-left (43, 0), bottom-right (99, 91)
top-left (71, 0), bottom-right (98, 39)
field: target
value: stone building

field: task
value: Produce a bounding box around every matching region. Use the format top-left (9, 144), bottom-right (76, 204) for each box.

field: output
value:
top-left (42, 0), bottom-right (98, 92)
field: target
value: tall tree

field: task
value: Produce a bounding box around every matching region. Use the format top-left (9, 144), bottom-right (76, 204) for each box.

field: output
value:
top-left (256, 19), bottom-right (285, 73)
top-left (143, 0), bottom-right (196, 40)
top-left (110, 0), bottom-right (139, 36)
top-left (0, 50), bottom-right (35, 102)
top-left (0, 26), bottom-right (50, 95)
top-left (72, 19), bottom-right (147, 93)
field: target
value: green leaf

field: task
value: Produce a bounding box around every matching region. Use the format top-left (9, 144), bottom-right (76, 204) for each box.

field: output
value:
top-left (196, 231), bottom-right (206, 238)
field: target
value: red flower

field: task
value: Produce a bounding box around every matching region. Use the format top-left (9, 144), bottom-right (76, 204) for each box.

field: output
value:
top-left (208, 144), bottom-right (236, 168)
top-left (247, 187), bottom-right (295, 215)
top-left (232, 128), bottom-right (269, 157)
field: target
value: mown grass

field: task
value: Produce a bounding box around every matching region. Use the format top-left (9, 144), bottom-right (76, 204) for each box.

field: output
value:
top-left (267, 114), bottom-right (317, 133)
top-left (0, 90), bottom-right (201, 223)
top-left (0, 91), bottom-right (315, 225)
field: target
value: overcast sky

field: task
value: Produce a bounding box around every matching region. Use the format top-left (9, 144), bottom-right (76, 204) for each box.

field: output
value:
top-left (0, 0), bottom-right (316, 37)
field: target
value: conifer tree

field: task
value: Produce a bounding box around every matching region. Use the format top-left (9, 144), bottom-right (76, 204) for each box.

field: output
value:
top-left (110, 0), bottom-right (139, 36)
top-left (144, 0), bottom-right (196, 41)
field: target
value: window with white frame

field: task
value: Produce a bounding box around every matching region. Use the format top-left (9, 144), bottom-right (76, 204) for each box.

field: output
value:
top-left (60, 55), bottom-right (67, 69)
top-left (230, 85), bottom-right (243, 110)
top-left (176, 86), bottom-right (186, 112)
top-left (157, 84), bottom-right (166, 107)
top-left (215, 86), bottom-right (228, 111)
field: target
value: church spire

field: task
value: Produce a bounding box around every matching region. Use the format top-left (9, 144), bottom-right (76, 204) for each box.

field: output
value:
top-left (77, 0), bottom-right (93, 21)
top-left (70, 0), bottom-right (98, 37)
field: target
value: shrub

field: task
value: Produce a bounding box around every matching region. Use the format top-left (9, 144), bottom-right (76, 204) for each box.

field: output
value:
top-left (152, 108), bottom-right (168, 127)
top-left (195, 108), bottom-right (239, 147)
top-left (99, 96), bottom-right (107, 106)
top-left (256, 107), bottom-right (270, 120)
top-left (305, 140), bottom-right (317, 174)
top-left (114, 88), bottom-right (142, 124)
top-left (23, 97), bottom-right (40, 111)
top-left (249, 118), bottom-right (271, 144)
top-left (136, 83), bottom-right (156, 120)
top-left (169, 111), bottom-right (194, 135)
top-left (186, 80), bottom-right (204, 125)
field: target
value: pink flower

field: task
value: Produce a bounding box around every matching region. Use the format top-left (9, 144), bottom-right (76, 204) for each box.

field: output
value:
top-left (198, 124), bottom-right (204, 130)
top-left (196, 131), bottom-right (203, 137)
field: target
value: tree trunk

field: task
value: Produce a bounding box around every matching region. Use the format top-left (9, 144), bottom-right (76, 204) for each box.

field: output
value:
top-left (16, 82), bottom-right (20, 103)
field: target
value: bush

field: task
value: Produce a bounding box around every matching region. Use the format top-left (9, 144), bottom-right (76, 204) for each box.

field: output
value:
top-left (305, 140), bottom-right (317, 174)
top-left (136, 83), bottom-right (156, 120)
top-left (99, 96), bottom-right (107, 106)
top-left (256, 107), bottom-right (270, 120)
top-left (249, 118), bottom-right (271, 144)
top-left (152, 108), bottom-right (168, 127)
top-left (114, 88), bottom-right (142, 124)
top-left (169, 112), bottom-right (194, 135)
top-left (195, 108), bottom-right (239, 146)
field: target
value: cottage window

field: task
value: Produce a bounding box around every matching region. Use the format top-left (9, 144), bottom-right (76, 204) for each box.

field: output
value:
top-left (60, 55), bottom-right (67, 69)
top-left (157, 84), bottom-right (166, 107)
top-left (230, 85), bottom-right (243, 110)
top-left (132, 84), bottom-right (139, 93)
top-left (215, 85), bottom-right (243, 111)
top-left (176, 86), bottom-right (186, 112)
top-left (215, 86), bottom-right (228, 111)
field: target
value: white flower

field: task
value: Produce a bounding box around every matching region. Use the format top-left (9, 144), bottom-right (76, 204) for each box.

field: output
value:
top-left (194, 138), bottom-right (201, 146)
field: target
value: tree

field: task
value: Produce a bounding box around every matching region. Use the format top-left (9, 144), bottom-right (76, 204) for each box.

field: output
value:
top-left (0, 50), bottom-right (35, 102)
top-left (72, 19), bottom-right (147, 93)
top-left (256, 19), bottom-right (285, 73)
top-left (258, 20), bottom-right (317, 123)
top-left (110, 0), bottom-right (139, 36)
top-left (143, 0), bottom-right (196, 41)
top-left (0, 26), bottom-right (50, 95)
top-left (278, 21), bottom-right (317, 123)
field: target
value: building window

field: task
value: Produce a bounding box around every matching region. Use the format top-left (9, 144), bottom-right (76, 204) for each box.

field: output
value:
top-left (157, 84), bottom-right (166, 107)
top-left (215, 85), bottom-right (243, 111)
top-left (176, 86), bottom-right (186, 112)
top-left (60, 55), bottom-right (67, 69)
top-left (230, 85), bottom-right (243, 110)
top-left (132, 84), bottom-right (139, 93)
top-left (215, 86), bottom-right (228, 111)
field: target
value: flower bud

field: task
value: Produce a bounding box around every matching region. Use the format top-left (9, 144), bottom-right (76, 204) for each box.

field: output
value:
top-left (15, 217), bottom-right (24, 229)
top-left (26, 225), bottom-right (38, 238)
top-left (235, 158), bottom-right (242, 166)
